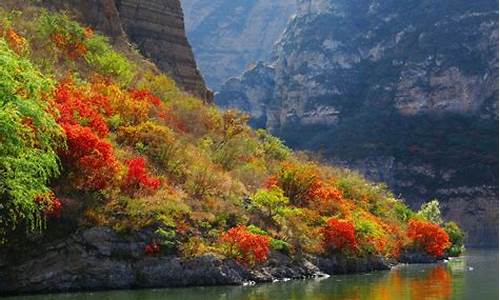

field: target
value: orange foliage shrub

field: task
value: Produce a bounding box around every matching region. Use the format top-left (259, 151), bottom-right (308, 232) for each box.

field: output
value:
top-left (407, 219), bottom-right (450, 257)
top-left (3, 27), bottom-right (27, 54)
top-left (306, 180), bottom-right (345, 215)
top-left (307, 180), bottom-right (343, 203)
top-left (321, 218), bottom-right (358, 254)
top-left (265, 164), bottom-right (346, 214)
top-left (220, 225), bottom-right (271, 266)
top-left (50, 25), bottom-right (91, 60)
top-left (265, 162), bottom-right (318, 206)
top-left (264, 175), bottom-right (279, 189)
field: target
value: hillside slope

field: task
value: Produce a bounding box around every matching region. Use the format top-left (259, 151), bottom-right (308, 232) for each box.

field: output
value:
top-left (217, 0), bottom-right (499, 246)
top-left (0, 1), bottom-right (463, 293)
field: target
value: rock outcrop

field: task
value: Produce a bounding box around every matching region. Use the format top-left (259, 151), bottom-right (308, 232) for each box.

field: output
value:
top-left (0, 227), bottom-right (394, 295)
top-left (116, 0), bottom-right (211, 100)
top-left (40, 0), bottom-right (211, 101)
top-left (217, 0), bottom-right (499, 246)
top-left (181, 0), bottom-right (296, 90)
top-left (216, 62), bottom-right (276, 128)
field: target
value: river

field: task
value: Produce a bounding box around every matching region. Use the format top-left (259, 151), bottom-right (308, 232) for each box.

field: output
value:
top-left (4, 249), bottom-right (498, 300)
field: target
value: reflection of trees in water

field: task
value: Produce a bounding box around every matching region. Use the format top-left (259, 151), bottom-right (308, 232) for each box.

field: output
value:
top-left (410, 266), bottom-right (452, 299)
top-left (219, 263), bottom-right (458, 300)
top-left (20, 260), bottom-right (463, 300)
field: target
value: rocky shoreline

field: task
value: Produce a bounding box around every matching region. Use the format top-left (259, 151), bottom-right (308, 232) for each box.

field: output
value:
top-left (0, 227), bottom-right (440, 295)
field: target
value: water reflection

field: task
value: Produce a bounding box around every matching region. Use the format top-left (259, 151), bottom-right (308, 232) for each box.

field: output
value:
top-left (223, 264), bottom-right (456, 300)
top-left (4, 249), bottom-right (498, 300)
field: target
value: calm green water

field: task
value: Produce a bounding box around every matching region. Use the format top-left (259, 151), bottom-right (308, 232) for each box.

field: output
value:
top-left (4, 249), bottom-right (498, 300)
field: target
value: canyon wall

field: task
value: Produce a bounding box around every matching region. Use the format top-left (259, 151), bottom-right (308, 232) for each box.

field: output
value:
top-left (181, 0), bottom-right (296, 90)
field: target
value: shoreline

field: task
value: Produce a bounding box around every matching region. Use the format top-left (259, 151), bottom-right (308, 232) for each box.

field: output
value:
top-left (0, 227), bottom-right (443, 296)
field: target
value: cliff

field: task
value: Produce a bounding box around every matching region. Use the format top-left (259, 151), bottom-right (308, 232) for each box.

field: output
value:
top-left (217, 0), bottom-right (499, 246)
top-left (181, 0), bottom-right (296, 90)
top-left (40, 0), bottom-right (211, 101)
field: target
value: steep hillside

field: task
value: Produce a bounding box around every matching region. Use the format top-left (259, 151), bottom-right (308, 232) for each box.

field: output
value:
top-left (181, 0), bottom-right (296, 90)
top-left (217, 0), bottom-right (499, 246)
top-left (0, 1), bottom-right (464, 293)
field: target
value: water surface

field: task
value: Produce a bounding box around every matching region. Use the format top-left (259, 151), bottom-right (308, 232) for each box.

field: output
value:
top-left (5, 249), bottom-right (498, 300)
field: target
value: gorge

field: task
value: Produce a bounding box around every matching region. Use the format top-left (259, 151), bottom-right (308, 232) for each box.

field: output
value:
top-left (0, 0), bottom-right (494, 297)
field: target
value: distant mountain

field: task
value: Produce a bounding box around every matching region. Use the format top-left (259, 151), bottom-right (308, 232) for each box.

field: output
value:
top-left (217, 0), bottom-right (499, 246)
top-left (181, 0), bottom-right (296, 90)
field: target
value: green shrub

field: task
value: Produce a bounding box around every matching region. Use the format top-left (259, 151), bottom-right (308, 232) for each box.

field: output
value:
top-left (85, 35), bottom-right (135, 85)
top-left (443, 221), bottom-right (465, 256)
top-left (247, 224), bottom-right (289, 253)
top-left (256, 129), bottom-right (291, 161)
top-left (155, 227), bottom-right (177, 249)
top-left (250, 187), bottom-right (289, 218)
top-left (270, 238), bottom-right (290, 252)
top-left (37, 11), bottom-right (135, 85)
top-left (393, 201), bottom-right (414, 222)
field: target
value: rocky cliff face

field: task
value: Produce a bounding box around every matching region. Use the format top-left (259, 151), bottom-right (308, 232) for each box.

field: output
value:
top-left (41, 0), bottom-right (211, 101)
top-left (116, 0), bottom-right (211, 100)
top-left (181, 0), bottom-right (296, 90)
top-left (217, 0), bottom-right (499, 246)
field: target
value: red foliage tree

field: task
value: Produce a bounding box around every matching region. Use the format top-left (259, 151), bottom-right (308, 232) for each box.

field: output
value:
top-left (220, 225), bottom-right (271, 266)
top-left (144, 241), bottom-right (161, 256)
top-left (407, 220), bottom-right (451, 257)
top-left (54, 79), bottom-right (112, 138)
top-left (54, 79), bottom-right (118, 190)
top-left (129, 89), bottom-right (162, 107)
top-left (35, 193), bottom-right (62, 219)
top-left (124, 157), bottom-right (161, 195)
top-left (321, 218), bottom-right (358, 254)
top-left (62, 124), bottom-right (117, 190)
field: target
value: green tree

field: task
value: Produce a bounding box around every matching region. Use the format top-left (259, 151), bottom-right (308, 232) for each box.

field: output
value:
top-left (0, 39), bottom-right (63, 242)
top-left (417, 199), bottom-right (443, 224)
top-left (251, 187), bottom-right (289, 218)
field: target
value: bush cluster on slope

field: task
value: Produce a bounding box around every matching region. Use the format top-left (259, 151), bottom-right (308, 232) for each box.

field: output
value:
top-left (0, 6), bottom-right (464, 263)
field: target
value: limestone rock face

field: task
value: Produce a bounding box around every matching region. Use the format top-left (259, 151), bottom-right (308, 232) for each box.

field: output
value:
top-left (116, 0), bottom-right (211, 100)
top-left (217, 0), bottom-right (499, 246)
top-left (40, 0), bottom-right (211, 101)
top-left (181, 0), bottom-right (296, 90)
top-left (216, 62), bottom-right (276, 128)
top-left (40, 0), bottom-right (126, 39)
